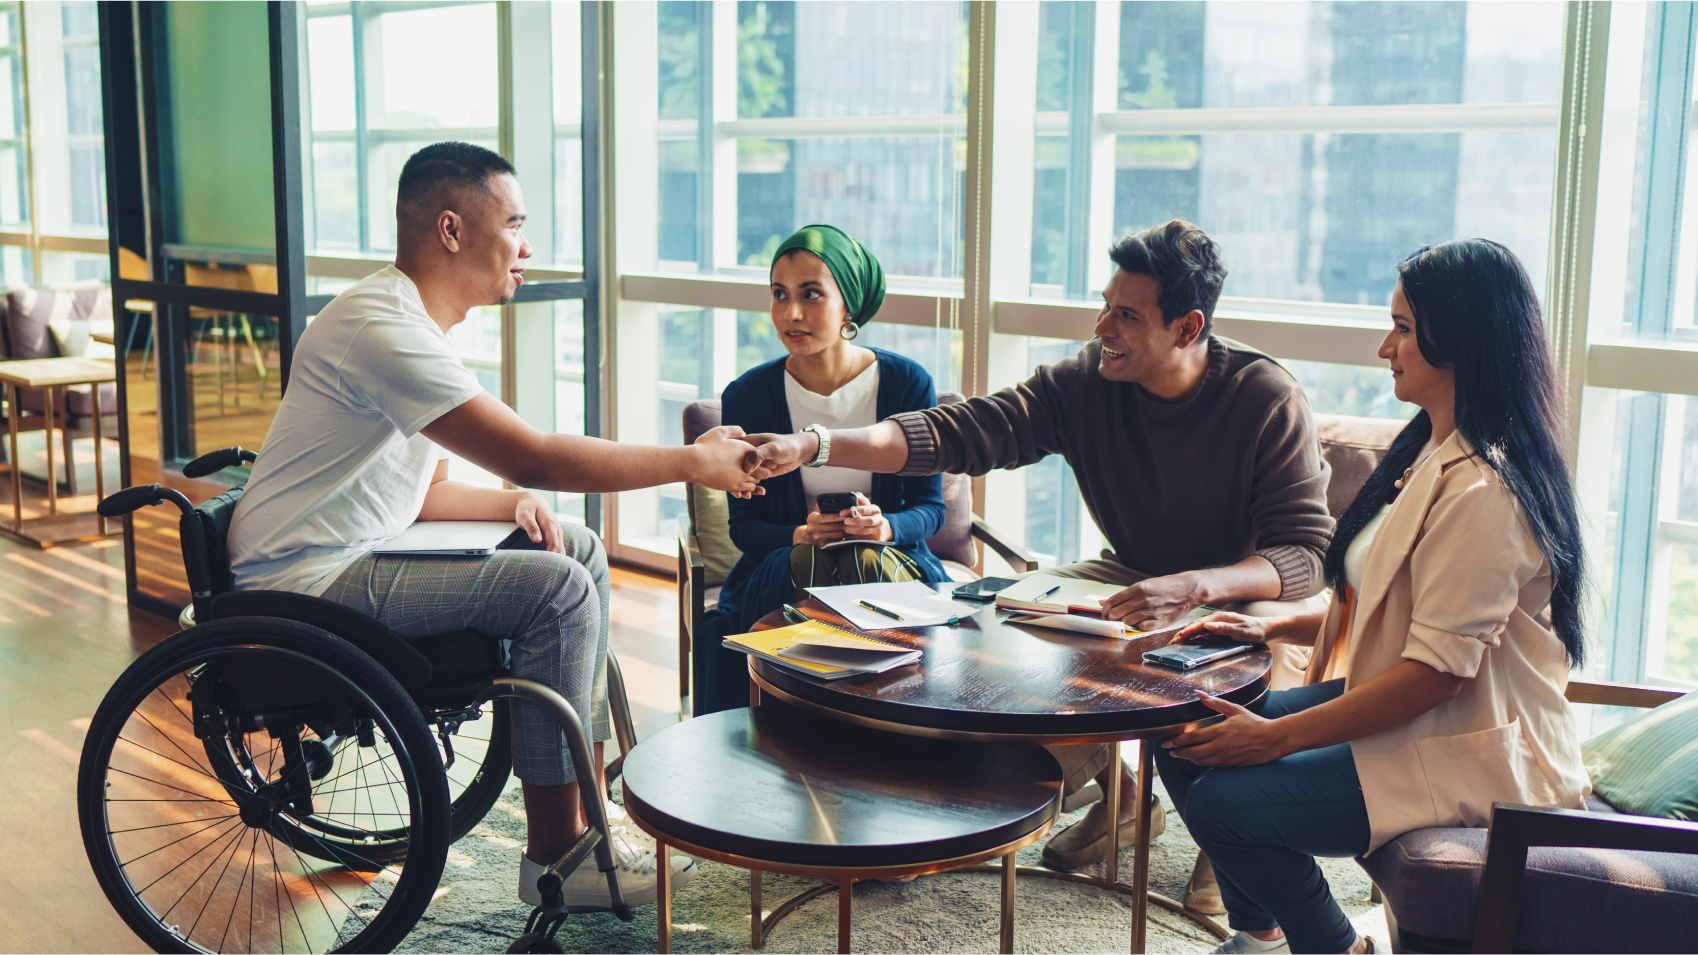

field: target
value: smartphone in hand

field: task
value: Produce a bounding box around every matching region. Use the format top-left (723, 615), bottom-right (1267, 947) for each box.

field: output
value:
top-left (816, 492), bottom-right (858, 515)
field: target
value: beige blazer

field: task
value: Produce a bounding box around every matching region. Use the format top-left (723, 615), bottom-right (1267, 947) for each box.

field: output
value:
top-left (1304, 430), bottom-right (1589, 854)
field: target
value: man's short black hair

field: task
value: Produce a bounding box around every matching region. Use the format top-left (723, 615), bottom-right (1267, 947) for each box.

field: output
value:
top-left (1108, 220), bottom-right (1227, 338)
top-left (396, 141), bottom-right (515, 213)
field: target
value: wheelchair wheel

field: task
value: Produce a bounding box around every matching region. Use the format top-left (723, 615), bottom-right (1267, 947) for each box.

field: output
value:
top-left (79, 618), bottom-right (450, 954)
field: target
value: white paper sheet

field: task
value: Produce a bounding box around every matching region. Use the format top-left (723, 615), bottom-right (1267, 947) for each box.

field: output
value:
top-left (804, 581), bottom-right (980, 630)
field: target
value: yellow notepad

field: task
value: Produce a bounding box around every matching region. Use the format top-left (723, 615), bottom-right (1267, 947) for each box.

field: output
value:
top-left (723, 620), bottom-right (920, 679)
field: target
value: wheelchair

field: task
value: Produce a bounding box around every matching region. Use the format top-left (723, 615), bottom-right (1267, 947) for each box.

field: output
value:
top-left (78, 447), bottom-right (637, 954)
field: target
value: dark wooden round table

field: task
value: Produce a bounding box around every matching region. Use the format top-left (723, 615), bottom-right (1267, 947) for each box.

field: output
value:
top-left (748, 586), bottom-right (1273, 952)
top-left (622, 706), bottom-right (1062, 953)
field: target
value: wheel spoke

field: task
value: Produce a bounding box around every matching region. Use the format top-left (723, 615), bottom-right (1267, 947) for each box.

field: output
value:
top-left (123, 814), bottom-right (244, 877)
top-left (110, 813), bottom-right (240, 835)
top-left (106, 765), bottom-right (233, 804)
top-left (133, 707), bottom-right (217, 781)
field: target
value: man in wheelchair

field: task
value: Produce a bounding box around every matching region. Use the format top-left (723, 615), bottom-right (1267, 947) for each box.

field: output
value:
top-left (227, 141), bottom-right (762, 910)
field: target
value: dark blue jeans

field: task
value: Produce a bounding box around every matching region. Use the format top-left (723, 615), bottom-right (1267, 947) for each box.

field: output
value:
top-left (1153, 679), bottom-right (1370, 954)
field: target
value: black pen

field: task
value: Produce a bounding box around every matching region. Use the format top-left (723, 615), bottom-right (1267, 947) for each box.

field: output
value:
top-left (858, 599), bottom-right (904, 621)
top-left (1035, 584), bottom-right (1061, 601)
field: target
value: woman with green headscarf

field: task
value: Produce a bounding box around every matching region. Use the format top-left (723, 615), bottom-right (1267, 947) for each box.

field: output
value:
top-left (690, 224), bottom-right (950, 715)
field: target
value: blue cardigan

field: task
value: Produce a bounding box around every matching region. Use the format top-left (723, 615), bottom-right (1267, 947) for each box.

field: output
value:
top-left (692, 348), bottom-right (947, 715)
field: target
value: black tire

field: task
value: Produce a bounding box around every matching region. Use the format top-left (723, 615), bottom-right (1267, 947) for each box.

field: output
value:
top-left (79, 618), bottom-right (450, 954)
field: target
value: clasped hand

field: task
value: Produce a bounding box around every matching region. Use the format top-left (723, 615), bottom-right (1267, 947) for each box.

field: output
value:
top-left (692, 425), bottom-right (769, 498)
top-left (794, 493), bottom-right (892, 547)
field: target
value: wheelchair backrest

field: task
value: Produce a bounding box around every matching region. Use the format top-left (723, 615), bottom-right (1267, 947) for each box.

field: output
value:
top-left (190, 485), bottom-right (245, 598)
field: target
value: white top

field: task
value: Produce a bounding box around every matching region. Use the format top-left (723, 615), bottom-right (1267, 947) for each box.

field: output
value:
top-left (784, 358), bottom-right (879, 512)
top-left (228, 266), bottom-right (485, 595)
top-left (1345, 503), bottom-right (1392, 593)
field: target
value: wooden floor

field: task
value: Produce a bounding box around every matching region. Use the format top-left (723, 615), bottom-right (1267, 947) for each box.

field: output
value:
top-left (0, 525), bottom-right (684, 953)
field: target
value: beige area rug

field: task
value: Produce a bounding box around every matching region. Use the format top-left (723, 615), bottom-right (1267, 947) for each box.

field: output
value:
top-left (387, 770), bottom-right (1389, 954)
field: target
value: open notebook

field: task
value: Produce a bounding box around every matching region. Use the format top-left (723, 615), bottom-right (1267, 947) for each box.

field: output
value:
top-left (723, 618), bottom-right (921, 680)
top-left (993, 576), bottom-right (1123, 614)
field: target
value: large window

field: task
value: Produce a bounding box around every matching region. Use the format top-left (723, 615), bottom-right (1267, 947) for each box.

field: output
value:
top-left (1029, 1), bottom-right (1564, 304)
top-left (0, 0), bottom-right (111, 288)
top-left (611, 1), bottom-right (970, 556)
top-left (1579, 1), bottom-right (1698, 691)
top-left (300, 1), bottom-right (595, 519)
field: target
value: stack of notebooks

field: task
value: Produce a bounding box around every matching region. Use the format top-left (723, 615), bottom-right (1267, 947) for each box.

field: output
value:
top-left (723, 617), bottom-right (921, 680)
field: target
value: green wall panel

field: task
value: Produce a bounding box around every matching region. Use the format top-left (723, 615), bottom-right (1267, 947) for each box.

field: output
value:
top-left (167, 1), bottom-right (274, 250)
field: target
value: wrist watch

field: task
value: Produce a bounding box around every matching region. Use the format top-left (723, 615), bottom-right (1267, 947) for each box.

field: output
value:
top-left (801, 424), bottom-right (831, 468)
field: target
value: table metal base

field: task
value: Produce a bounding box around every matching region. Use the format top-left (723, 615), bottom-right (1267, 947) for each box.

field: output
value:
top-left (643, 819), bottom-right (1043, 955)
top-left (955, 865), bottom-right (1231, 941)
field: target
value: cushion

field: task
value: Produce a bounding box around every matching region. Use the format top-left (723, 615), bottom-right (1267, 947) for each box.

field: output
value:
top-left (1360, 802), bottom-right (1698, 952)
top-left (940, 560), bottom-right (977, 583)
top-left (1314, 413), bottom-right (1406, 520)
top-left (688, 483), bottom-right (742, 588)
top-left (1584, 690), bottom-right (1698, 820)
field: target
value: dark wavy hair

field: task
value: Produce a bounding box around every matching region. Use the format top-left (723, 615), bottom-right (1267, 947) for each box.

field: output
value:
top-left (1321, 238), bottom-right (1586, 667)
top-left (1108, 220), bottom-right (1228, 338)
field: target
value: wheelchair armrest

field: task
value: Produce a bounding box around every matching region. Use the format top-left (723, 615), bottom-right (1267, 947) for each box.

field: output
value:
top-left (208, 591), bottom-right (434, 689)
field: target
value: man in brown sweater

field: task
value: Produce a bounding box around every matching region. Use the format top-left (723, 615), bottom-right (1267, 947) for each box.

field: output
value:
top-left (747, 220), bottom-right (1334, 894)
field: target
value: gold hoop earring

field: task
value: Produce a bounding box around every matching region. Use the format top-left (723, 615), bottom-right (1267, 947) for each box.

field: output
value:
top-left (840, 322), bottom-right (859, 341)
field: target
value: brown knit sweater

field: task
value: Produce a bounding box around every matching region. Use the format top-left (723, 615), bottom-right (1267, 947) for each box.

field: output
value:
top-left (891, 337), bottom-right (1335, 599)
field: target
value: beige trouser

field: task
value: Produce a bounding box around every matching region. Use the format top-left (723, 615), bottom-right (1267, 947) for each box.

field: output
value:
top-left (1031, 553), bottom-right (1324, 796)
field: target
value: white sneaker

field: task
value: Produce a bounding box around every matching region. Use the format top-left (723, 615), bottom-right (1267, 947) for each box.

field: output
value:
top-left (1211, 931), bottom-right (1290, 954)
top-left (518, 828), bottom-right (697, 909)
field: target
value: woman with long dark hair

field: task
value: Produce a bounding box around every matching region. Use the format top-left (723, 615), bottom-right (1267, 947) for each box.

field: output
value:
top-left (1156, 239), bottom-right (1590, 954)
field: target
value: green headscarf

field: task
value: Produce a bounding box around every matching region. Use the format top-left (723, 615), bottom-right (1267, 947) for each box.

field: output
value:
top-left (770, 224), bottom-right (886, 326)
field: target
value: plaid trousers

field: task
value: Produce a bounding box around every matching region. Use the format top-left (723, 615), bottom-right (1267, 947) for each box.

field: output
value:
top-left (321, 521), bottom-right (611, 786)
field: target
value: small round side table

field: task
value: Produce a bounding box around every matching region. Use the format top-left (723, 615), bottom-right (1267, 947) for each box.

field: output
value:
top-left (621, 706), bottom-right (1063, 953)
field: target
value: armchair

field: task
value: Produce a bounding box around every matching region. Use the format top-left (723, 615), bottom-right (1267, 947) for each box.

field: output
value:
top-left (1362, 679), bottom-right (1697, 953)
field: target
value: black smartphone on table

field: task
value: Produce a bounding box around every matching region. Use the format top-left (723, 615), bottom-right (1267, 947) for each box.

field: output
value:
top-left (951, 576), bottom-right (1020, 602)
top-left (1142, 638), bottom-right (1255, 670)
top-left (815, 492), bottom-right (859, 515)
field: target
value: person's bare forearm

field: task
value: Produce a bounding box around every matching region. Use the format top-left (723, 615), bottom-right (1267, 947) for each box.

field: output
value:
top-left (1187, 555), bottom-right (1283, 606)
top-left (1264, 608), bottom-right (1329, 646)
top-left (420, 393), bottom-right (759, 495)
top-left (505, 434), bottom-right (707, 492)
top-left (417, 480), bottom-right (531, 522)
top-left (1273, 660), bottom-right (1464, 754)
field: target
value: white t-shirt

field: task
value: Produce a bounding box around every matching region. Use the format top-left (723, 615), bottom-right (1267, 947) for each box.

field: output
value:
top-left (1344, 503), bottom-right (1392, 593)
top-left (228, 265), bottom-right (485, 595)
top-left (784, 358), bottom-right (879, 512)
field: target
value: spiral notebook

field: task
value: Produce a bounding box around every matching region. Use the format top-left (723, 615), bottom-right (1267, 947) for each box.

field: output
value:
top-left (722, 618), bottom-right (921, 680)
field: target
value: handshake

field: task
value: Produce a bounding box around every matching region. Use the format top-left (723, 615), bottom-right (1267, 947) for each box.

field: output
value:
top-left (688, 426), bottom-right (821, 498)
